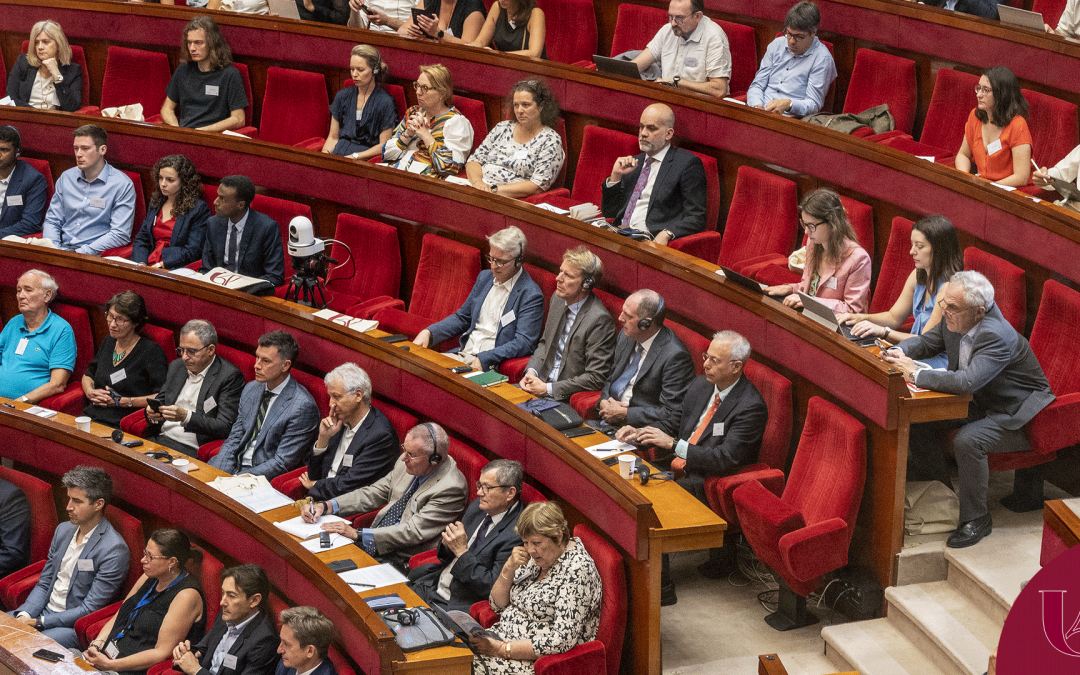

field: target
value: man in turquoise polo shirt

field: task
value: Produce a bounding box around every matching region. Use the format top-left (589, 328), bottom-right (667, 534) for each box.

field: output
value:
top-left (0, 269), bottom-right (76, 403)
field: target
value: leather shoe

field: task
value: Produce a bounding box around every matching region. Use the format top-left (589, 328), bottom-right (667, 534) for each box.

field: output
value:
top-left (946, 514), bottom-right (992, 548)
top-left (660, 581), bottom-right (678, 606)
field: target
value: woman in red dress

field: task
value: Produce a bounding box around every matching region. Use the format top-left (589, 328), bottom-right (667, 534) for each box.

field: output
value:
top-left (131, 155), bottom-right (210, 269)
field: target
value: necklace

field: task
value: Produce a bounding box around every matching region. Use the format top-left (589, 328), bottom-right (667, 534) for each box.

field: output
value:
top-left (113, 337), bottom-right (138, 366)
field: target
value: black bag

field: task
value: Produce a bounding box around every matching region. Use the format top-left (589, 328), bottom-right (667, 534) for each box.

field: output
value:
top-left (533, 402), bottom-right (584, 431)
top-left (379, 607), bottom-right (458, 652)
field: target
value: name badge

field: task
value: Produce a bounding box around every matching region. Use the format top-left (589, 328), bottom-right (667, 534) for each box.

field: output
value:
top-left (15, 338), bottom-right (28, 355)
top-left (342, 454), bottom-right (354, 467)
top-left (684, 57), bottom-right (699, 68)
top-left (110, 368), bottom-right (127, 385)
top-left (713, 422), bottom-right (724, 436)
top-left (986, 139), bottom-right (1003, 155)
top-left (206, 85), bottom-right (220, 96)
top-left (511, 149), bottom-right (529, 161)
top-left (204, 396), bottom-right (217, 412)
top-left (222, 655), bottom-right (238, 670)
top-left (77, 558), bottom-right (95, 572)
top-left (6, 195), bottom-right (22, 206)
top-left (824, 277), bottom-right (838, 290)
top-left (500, 310), bottom-right (516, 327)
top-left (104, 641), bottom-right (119, 659)
top-left (90, 198), bottom-right (106, 209)
top-left (355, 109), bottom-right (364, 121)
top-left (405, 159), bottom-right (426, 174)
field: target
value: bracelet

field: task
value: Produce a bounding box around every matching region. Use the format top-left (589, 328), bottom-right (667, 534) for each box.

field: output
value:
top-left (504, 641), bottom-right (511, 659)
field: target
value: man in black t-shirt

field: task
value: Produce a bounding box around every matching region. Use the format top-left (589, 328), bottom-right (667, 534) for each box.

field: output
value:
top-left (161, 16), bottom-right (248, 132)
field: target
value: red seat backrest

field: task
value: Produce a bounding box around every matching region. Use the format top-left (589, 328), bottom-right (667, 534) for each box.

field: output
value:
top-left (0, 466), bottom-right (57, 565)
top-left (919, 68), bottom-right (979, 153)
top-left (21, 42), bottom-right (91, 108)
top-left (840, 195), bottom-right (875, 255)
top-left (142, 324), bottom-right (177, 363)
top-left (521, 483), bottom-right (546, 504)
top-left (215, 343), bottom-right (256, 382)
top-left (269, 593), bottom-right (289, 632)
top-left (535, 0), bottom-right (598, 64)
top-left (346, 80), bottom-right (407, 120)
top-left (104, 505), bottom-right (145, 593)
top-left (52, 303), bottom-right (94, 379)
top-left (121, 170), bottom-right (147, 243)
top-left (742, 360), bottom-right (793, 472)
top-left (22, 158), bottom-right (55, 203)
top-left (869, 217), bottom-right (915, 315)
top-left (447, 438), bottom-right (486, 503)
top-left (842, 49), bottom-right (917, 136)
top-left (610, 4), bottom-right (664, 57)
top-left (451, 95), bottom-right (487, 153)
top-left (326, 214), bottom-right (402, 305)
top-left (408, 234), bottom-right (482, 321)
top-left (964, 248), bottom-right (1026, 333)
top-left (1022, 88), bottom-right (1079, 169)
top-left (1029, 280), bottom-right (1080, 397)
top-left (291, 369), bottom-right (330, 419)
top-left (571, 126), bottom-right (641, 207)
top-left (259, 67), bottom-right (331, 146)
top-left (523, 263), bottom-right (557, 318)
top-left (592, 288), bottom-right (623, 323)
top-left (197, 550), bottom-right (224, 629)
top-left (714, 20), bottom-right (757, 98)
top-left (249, 194), bottom-right (313, 282)
top-left (718, 166), bottom-right (798, 269)
top-left (573, 524), bottom-right (626, 675)
top-left (687, 149), bottom-right (720, 231)
top-left (232, 62), bottom-right (255, 127)
top-left (665, 320), bottom-right (707, 377)
top-left (371, 398), bottom-right (418, 442)
top-left (1033, 0), bottom-right (1069, 29)
top-left (100, 47), bottom-right (171, 113)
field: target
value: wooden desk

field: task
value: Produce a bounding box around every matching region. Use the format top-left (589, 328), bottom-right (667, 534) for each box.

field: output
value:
top-left (0, 612), bottom-right (94, 675)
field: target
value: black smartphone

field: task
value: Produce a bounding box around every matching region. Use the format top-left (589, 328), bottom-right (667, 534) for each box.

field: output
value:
top-left (121, 439), bottom-right (144, 448)
top-left (563, 426), bottom-right (596, 439)
top-left (32, 649), bottom-right (65, 663)
top-left (328, 559), bottom-right (358, 573)
top-left (449, 365), bottom-right (472, 374)
top-left (379, 334), bottom-right (407, 343)
top-left (363, 4), bottom-right (375, 13)
top-left (320, 531), bottom-right (332, 548)
top-left (146, 398), bottom-right (162, 411)
top-left (144, 450), bottom-right (171, 461)
top-left (411, 7), bottom-right (437, 23)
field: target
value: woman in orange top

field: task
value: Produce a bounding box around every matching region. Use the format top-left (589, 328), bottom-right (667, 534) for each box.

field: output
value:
top-left (955, 66), bottom-right (1032, 186)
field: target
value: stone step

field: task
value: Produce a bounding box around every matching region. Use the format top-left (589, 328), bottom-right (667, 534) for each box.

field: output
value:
top-left (885, 581), bottom-right (998, 675)
top-left (943, 524), bottom-right (1042, 625)
top-left (777, 649), bottom-right (838, 675)
top-left (822, 619), bottom-right (950, 675)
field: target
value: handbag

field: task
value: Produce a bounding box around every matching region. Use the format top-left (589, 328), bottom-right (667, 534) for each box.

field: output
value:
top-left (904, 480), bottom-right (959, 535)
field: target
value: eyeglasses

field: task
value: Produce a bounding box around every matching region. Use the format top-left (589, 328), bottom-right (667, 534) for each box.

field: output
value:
top-left (475, 482), bottom-right (512, 493)
top-left (783, 29), bottom-right (811, 41)
top-left (400, 444), bottom-right (428, 461)
top-left (974, 85), bottom-right (993, 95)
top-left (700, 353), bottom-right (737, 367)
top-left (105, 313), bottom-right (131, 325)
top-left (800, 218), bottom-right (827, 233)
top-left (142, 549), bottom-right (169, 561)
top-left (413, 81), bottom-right (433, 94)
top-left (668, 12), bottom-right (694, 23)
top-left (486, 255), bottom-right (516, 268)
top-left (939, 300), bottom-right (976, 317)
top-left (176, 345), bottom-right (209, 358)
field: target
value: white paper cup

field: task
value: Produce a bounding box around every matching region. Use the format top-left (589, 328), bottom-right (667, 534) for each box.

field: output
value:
top-left (618, 454), bottom-right (636, 479)
top-left (74, 416), bottom-right (92, 432)
top-left (172, 459), bottom-right (193, 472)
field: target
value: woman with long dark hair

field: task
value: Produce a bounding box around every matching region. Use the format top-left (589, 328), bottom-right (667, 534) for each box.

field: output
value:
top-left (955, 66), bottom-right (1032, 187)
top-left (468, 0), bottom-right (546, 58)
top-left (131, 155), bottom-right (209, 269)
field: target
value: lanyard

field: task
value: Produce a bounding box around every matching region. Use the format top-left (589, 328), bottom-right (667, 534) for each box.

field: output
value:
top-left (114, 572), bottom-right (187, 641)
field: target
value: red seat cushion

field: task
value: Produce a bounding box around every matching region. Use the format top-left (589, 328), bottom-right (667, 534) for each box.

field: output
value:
top-left (535, 0), bottom-right (597, 64)
top-left (1023, 88), bottom-right (1079, 169)
top-left (917, 69), bottom-right (979, 154)
top-left (869, 217), bottom-right (915, 316)
top-left (451, 95), bottom-right (488, 153)
top-left (100, 47), bottom-right (171, 114)
top-left (842, 49), bottom-right (917, 136)
top-left (963, 248), bottom-right (1026, 333)
top-left (720, 166), bottom-right (799, 272)
top-left (260, 67), bottom-right (331, 146)
top-left (324, 214), bottom-right (402, 313)
top-left (570, 126), bottom-right (640, 209)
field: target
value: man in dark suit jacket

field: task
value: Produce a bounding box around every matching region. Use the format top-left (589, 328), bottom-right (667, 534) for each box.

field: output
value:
top-left (0, 476), bottom-right (31, 580)
top-left (172, 564), bottom-right (279, 675)
top-left (520, 246), bottom-right (616, 401)
top-left (888, 271), bottom-right (1055, 548)
top-left (594, 289), bottom-right (695, 429)
top-left (274, 607), bottom-right (338, 675)
top-left (0, 127), bottom-right (48, 238)
top-left (415, 226), bottom-right (544, 372)
top-left (210, 331), bottom-right (320, 479)
top-left (145, 319), bottom-right (246, 457)
top-left (921, 0), bottom-right (998, 19)
top-left (299, 363), bottom-right (398, 501)
top-left (408, 459), bottom-right (525, 611)
top-left (600, 103), bottom-right (706, 246)
top-left (200, 175), bottom-right (285, 291)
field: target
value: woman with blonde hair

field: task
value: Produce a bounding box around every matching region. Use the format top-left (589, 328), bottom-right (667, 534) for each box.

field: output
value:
top-left (382, 64), bottom-right (474, 179)
top-left (321, 45), bottom-right (398, 159)
top-left (7, 20), bottom-right (82, 111)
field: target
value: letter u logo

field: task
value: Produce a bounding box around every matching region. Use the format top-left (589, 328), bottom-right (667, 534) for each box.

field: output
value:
top-left (1042, 590), bottom-right (1080, 657)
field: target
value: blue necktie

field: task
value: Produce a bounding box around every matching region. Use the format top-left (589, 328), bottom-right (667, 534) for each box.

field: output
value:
top-left (227, 223), bottom-right (240, 272)
top-left (609, 344), bottom-right (642, 399)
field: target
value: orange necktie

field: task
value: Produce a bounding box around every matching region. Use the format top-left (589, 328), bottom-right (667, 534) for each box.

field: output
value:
top-left (687, 393), bottom-right (721, 445)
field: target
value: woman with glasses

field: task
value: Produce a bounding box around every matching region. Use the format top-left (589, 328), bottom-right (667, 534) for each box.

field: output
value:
top-left (382, 64), bottom-right (474, 179)
top-left (131, 155), bottom-right (209, 270)
top-left (468, 0), bottom-right (546, 58)
top-left (837, 215), bottom-right (962, 368)
top-left (321, 45), bottom-right (398, 159)
top-left (763, 188), bottom-right (871, 313)
top-left (955, 66), bottom-right (1032, 187)
top-left (464, 80), bottom-right (563, 199)
top-left (83, 530), bottom-right (206, 675)
top-left (81, 291), bottom-right (169, 428)
top-left (7, 20), bottom-right (83, 112)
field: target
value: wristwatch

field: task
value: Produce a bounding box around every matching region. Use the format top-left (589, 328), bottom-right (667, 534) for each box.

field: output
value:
top-left (436, 29), bottom-right (445, 39)
top-left (489, 184), bottom-right (498, 194)
top-left (672, 76), bottom-right (681, 88)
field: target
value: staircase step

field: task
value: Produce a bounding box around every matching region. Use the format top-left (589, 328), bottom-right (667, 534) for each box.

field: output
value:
top-left (886, 581), bottom-right (998, 675)
top-left (944, 525), bottom-right (1041, 624)
top-left (777, 649), bottom-right (838, 675)
top-left (822, 619), bottom-right (950, 675)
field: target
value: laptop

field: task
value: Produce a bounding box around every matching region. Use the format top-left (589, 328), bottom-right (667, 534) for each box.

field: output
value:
top-left (1051, 177), bottom-right (1080, 202)
top-left (719, 266), bottom-right (767, 296)
top-left (998, 5), bottom-right (1045, 31)
top-left (796, 292), bottom-right (877, 347)
top-left (267, 0), bottom-right (302, 19)
top-left (593, 55), bottom-right (644, 80)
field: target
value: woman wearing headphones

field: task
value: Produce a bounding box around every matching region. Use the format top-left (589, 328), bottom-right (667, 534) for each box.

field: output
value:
top-left (321, 45), bottom-right (399, 160)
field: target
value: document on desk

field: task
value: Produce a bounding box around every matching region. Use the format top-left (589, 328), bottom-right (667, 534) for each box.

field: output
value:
top-left (209, 475), bottom-right (295, 513)
top-left (300, 531), bottom-right (355, 552)
top-left (23, 406), bottom-right (57, 418)
top-left (275, 514), bottom-right (349, 539)
top-left (534, 202), bottom-right (571, 215)
top-left (339, 563), bottom-right (408, 592)
top-left (585, 439), bottom-right (636, 460)
top-left (313, 309), bottom-right (379, 333)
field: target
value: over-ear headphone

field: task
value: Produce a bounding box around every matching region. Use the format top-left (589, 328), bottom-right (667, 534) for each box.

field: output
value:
top-left (582, 251), bottom-right (599, 289)
top-left (637, 296), bottom-right (666, 331)
top-left (0, 125), bottom-right (21, 157)
top-left (636, 465), bottom-right (674, 486)
top-left (382, 608), bottom-right (417, 626)
top-left (422, 422), bottom-right (442, 465)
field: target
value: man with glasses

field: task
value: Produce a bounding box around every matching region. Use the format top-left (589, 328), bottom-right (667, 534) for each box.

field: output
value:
top-left (143, 319), bottom-right (245, 457)
top-left (630, 0), bottom-right (731, 97)
top-left (746, 1), bottom-right (837, 116)
top-left (407, 459), bottom-right (525, 611)
top-left (883, 271), bottom-right (1054, 548)
top-left (414, 226), bottom-right (544, 372)
top-left (616, 331), bottom-right (766, 603)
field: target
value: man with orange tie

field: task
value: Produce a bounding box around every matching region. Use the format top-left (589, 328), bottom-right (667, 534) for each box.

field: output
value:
top-left (616, 330), bottom-right (767, 604)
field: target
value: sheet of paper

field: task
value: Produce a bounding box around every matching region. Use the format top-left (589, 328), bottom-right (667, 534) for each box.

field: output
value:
top-left (990, 182), bottom-right (1017, 192)
top-left (339, 563), bottom-right (409, 591)
top-left (1064, 497), bottom-right (1080, 521)
top-left (229, 485), bottom-right (296, 514)
top-left (104, 256), bottom-right (139, 265)
top-left (534, 202), bottom-right (571, 215)
top-left (312, 309), bottom-right (378, 333)
top-left (915, 155), bottom-right (936, 162)
top-left (24, 406), bottom-right (57, 418)
top-left (274, 514), bottom-right (348, 539)
top-left (300, 531), bottom-right (355, 552)
top-left (221, 129), bottom-right (251, 138)
top-left (443, 175), bottom-right (471, 186)
top-left (462, 370), bottom-right (485, 380)
top-left (585, 439), bottom-right (635, 460)
top-left (722, 97), bottom-right (747, 105)
top-left (169, 267), bottom-right (202, 279)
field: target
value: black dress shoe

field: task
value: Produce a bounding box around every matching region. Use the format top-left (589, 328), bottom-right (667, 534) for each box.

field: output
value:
top-left (660, 581), bottom-right (678, 606)
top-left (947, 514), bottom-right (992, 548)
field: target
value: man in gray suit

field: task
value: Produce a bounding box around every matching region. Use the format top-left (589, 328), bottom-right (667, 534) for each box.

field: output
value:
top-left (520, 246), bottom-right (616, 401)
top-left (13, 466), bottom-right (129, 648)
top-left (885, 271), bottom-right (1054, 548)
top-left (303, 423), bottom-right (468, 569)
top-left (209, 331), bottom-right (320, 479)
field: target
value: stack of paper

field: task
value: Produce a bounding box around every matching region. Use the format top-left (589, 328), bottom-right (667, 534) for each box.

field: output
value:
top-left (312, 309), bottom-right (378, 334)
top-left (339, 564), bottom-right (408, 591)
top-left (274, 514), bottom-right (348, 539)
top-left (585, 439), bottom-right (635, 460)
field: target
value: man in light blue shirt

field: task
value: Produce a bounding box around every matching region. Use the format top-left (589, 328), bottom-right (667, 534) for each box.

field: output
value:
top-left (42, 124), bottom-right (135, 255)
top-left (746, 1), bottom-right (837, 116)
top-left (0, 269), bottom-right (76, 403)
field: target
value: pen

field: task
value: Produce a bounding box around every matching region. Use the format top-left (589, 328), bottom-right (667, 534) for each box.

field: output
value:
top-left (347, 582), bottom-right (375, 588)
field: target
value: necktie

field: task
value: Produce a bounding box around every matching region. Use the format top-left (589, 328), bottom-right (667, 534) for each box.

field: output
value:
top-left (238, 389), bottom-right (274, 467)
top-left (609, 344), bottom-right (643, 400)
top-left (622, 158), bottom-right (653, 227)
top-left (539, 308), bottom-right (570, 380)
top-left (227, 223), bottom-right (240, 272)
top-left (378, 477), bottom-right (422, 528)
top-left (688, 393), bottom-right (721, 445)
top-left (473, 515), bottom-right (493, 550)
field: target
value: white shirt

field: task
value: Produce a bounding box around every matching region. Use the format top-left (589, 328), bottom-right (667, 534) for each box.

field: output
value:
top-left (646, 16), bottom-right (731, 84)
top-left (162, 356), bottom-right (216, 448)
top-left (625, 144), bottom-right (670, 233)
top-left (240, 376), bottom-right (290, 467)
top-left (210, 609), bottom-right (260, 674)
top-left (620, 331), bottom-right (659, 404)
top-left (0, 172), bottom-right (10, 216)
top-left (29, 71), bottom-right (60, 110)
top-left (297, 663), bottom-right (323, 675)
top-left (46, 522), bottom-right (99, 613)
top-left (436, 507), bottom-right (511, 601)
top-left (1056, 0), bottom-right (1080, 37)
top-left (312, 409), bottom-right (370, 478)
top-left (462, 267), bottom-right (523, 358)
top-left (223, 209), bottom-right (251, 269)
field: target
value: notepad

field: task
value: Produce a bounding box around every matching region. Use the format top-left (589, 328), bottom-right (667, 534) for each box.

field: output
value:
top-left (463, 370), bottom-right (508, 387)
top-left (274, 514), bottom-right (349, 539)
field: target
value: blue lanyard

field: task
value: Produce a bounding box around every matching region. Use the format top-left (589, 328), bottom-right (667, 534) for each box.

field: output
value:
top-left (114, 572), bottom-right (187, 641)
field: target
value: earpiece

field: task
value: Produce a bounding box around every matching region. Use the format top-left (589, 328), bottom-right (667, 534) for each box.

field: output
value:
top-left (583, 277), bottom-right (594, 289)
top-left (423, 422), bottom-right (442, 465)
top-left (582, 251), bottom-right (600, 290)
top-left (637, 296), bottom-right (666, 330)
top-left (637, 465), bottom-right (674, 486)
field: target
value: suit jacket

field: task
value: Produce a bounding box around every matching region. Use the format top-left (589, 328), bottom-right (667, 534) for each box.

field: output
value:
top-left (210, 376), bottom-right (321, 479)
top-left (17, 519), bottom-right (130, 629)
top-left (426, 269), bottom-right (545, 372)
top-left (275, 658), bottom-right (338, 675)
top-left (336, 455), bottom-right (469, 564)
top-left (408, 499), bottom-right (523, 612)
top-left (7, 54), bottom-right (83, 112)
top-left (131, 200), bottom-right (211, 269)
top-left (661, 374), bottom-right (768, 478)
top-left (0, 478), bottom-right (31, 579)
top-left (144, 355), bottom-right (246, 448)
top-left (600, 147), bottom-right (707, 240)
top-left (598, 326), bottom-right (695, 427)
top-left (0, 160), bottom-right (49, 237)
top-left (191, 610), bottom-right (279, 675)
top-left (922, 0), bottom-right (998, 19)
top-left (200, 209), bottom-right (286, 288)
top-left (525, 293), bottom-right (617, 401)
top-left (796, 239), bottom-right (872, 314)
top-left (307, 406), bottom-right (399, 501)
top-left (898, 302), bottom-right (1055, 430)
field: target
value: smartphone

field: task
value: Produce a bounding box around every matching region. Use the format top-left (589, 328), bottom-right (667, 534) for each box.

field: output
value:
top-left (449, 365), bottom-right (472, 374)
top-left (146, 398), bottom-right (162, 411)
top-left (379, 334), bottom-right (407, 343)
top-left (411, 7), bottom-right (437, 22)
top-left (121, 439), bottom-right (144, 448)
top-left (328, 559), bottom-right (358, 573)
top-left (363, 4), bottom-right (375, 13)
top-left (144, 450), bottom-right (171, 461)
top-left (32, 649), bottom-right (65, 663)
top-left (320, 531), bottom-right (332, 548)
top-left (874, 338), bottom-right (891, 353)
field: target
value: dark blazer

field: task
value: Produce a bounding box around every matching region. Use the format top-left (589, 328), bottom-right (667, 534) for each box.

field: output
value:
top-left (598, 325), bottom-right (695, 427)
top-left (17, 519), bottom-right (130, 629)
top-left (426, 268), bottom-right (545, 372)
top-left (209, 376), bottom-right (321, 479)
top-left (0, 477), bottom-right (31, 579)
top-left (661, 374), bottom-right (768, 478)
top-left (600, 146), bottom-right (707, 240)
top-left (131, 200), bottom-right (211, 269)
top-left (7, 54), bottom-right (83, 112)
top-left (525, 293), bottom-right (617, 401)
top-left (200, 209), bottom-right (285, 288)
top-left (307, 406), bottom-right (399, 501)
top-left (0, 159), bottom-right (48, 237)
top-left (144, 355), bottom-right (246, 448)
top-left (408, 499), bottom-right (524, 612)
top-left (921, 0), bottom-right (998, 19)
top-left (190, 610), bottom-right (279, 675)
top-left (275, 656), bottom-right (338, 675)
top-left (898, 302), bottom-right (1054, 430)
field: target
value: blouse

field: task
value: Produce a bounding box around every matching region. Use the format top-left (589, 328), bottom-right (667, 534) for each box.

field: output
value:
top-left (422, 0), bottom-right (486, 38)
top-left (911, 280), bottom-right (948, 369)
top-left (29, 71), bottom-right (60, 110)
top-left (147, 212), bottom-right (176, 266)
top-left (382, 105), bottom-right (475, 178)
top-left (468, 121), bottom-right (564, 191)
top-left (963, 109), bottom-right (1033, 184)
top-left (794, 239), bottom-right (871, 314)
top-left (6, 54), bottom-right (83, 112)
top-left (83, 335), bottom-right (169, 427)
top-left (491, 7), bottom-right (546, 57)
top-left (106, 573), bottom-right (206, 675)
top-left (328, 85), bottom-right (398, 156)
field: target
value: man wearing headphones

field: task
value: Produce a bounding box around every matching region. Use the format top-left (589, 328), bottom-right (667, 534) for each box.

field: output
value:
top-left (414, 226), bottom-right (544, 372)
top-left (594, 289), bottom-right (695, 429)
top-left (303, 423), bottom-right (468, 569)
top-left (520, 246), bottom-right (617, 401)
top-left (0, 126), bottom-right (49, 238)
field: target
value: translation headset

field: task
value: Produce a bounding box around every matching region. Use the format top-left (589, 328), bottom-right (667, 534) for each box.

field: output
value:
top-left (0, 125), bottom-right (20, 157)
top-left (382, 608), bottom-right (418, 626)
top-left (582, 251), bottom-right (600, 290)
top-left (637, 296), bottom-right (666, 331)
top-left (371, 48), bottom-right (383, 74)
top-left (422, 422), bottom-right (442, 465)
top-left (636, 465), bottom-right (674, 486)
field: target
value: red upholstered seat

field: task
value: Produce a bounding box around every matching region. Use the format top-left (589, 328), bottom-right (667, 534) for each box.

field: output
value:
top-left (500, 264), bottom-right (556, 383)
top-left (251, 194), bottom-right (312, 292)
top-left (385, 83), bottom-right (407, 119)
top-left (22, 158), bottom-right (55, 204)
top-left (717, 166), bottom-right (798, 272)
top-left (20, 42), bottom-right (91, 109)
top-left (666, 321), bottom-right (707, 377)
top-left (270, 467), bottom-right (307, 500)
top-left (964, 248), bottom-right (1026, 333)
top-left (1023, 88), bottom-right (1079, 169)
top-left (142, 324), bottom-right (177, 363)
top-left (99, 47), bottom-right (171, 115)
top-left (100, 170), bottom-right (146, 259)
top-left (569, 126), bottom-right (641, 209)
top-left (71, 506), bottom-right (146, 645)
top-left (567, 289), bottom-right (621, 420)
top-left (609, 3), bottom-right (662, 56)
top-left (371, 398), bottom-right (418, 441)
top-left (328, 647), bottom-right (356, 675)
top-left (535, 0), bottom-right (598, 64)
top-left (74, 601), bottom-right (121, 649)
top-left (1034, 0), bottom-right (1070, 30)
top-left (0, 468), bottom-right (57, 610)
top-left (451, 95), bottom-right (487, 153)
top-left (715, 20), bottom-right (757, 99)
top-left (324, 214), bottom-right (402, 312)
top-left (120, 409), bottom-right (149, 438)
top-left (734, 397), bottom-right (865, 630)
top-left (259, 67), bottom-right (331, 147)
top-left (292, 369), bottom-right (330, 419)
top-left (227, 62), bottom-right (258, 137)
top-left (842, 49), bottom-right (917, 137)
top-left (40, 303), bottom-right (94, 416)
top-left (215, 344), bottom-right (256, 382)
top-left (198, 440), bottom-right (225, 463)
top-left (875, 68), bottom-right (978, 159)
top-left (448, 438), bottom-right (486, 504)
top-left (869, 217), bottom-right (916, 322)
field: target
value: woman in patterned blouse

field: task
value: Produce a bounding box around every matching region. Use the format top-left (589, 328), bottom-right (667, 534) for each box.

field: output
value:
top-left (470, 501), bottom-right (602, 675)
top-left (465, 79), bottom-right (565, 199)
top-left (381, 64), bottom-right (474, 179)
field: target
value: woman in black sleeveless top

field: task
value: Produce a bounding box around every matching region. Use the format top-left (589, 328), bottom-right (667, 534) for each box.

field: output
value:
top-left (470, 0), bottom-right (546, 59)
